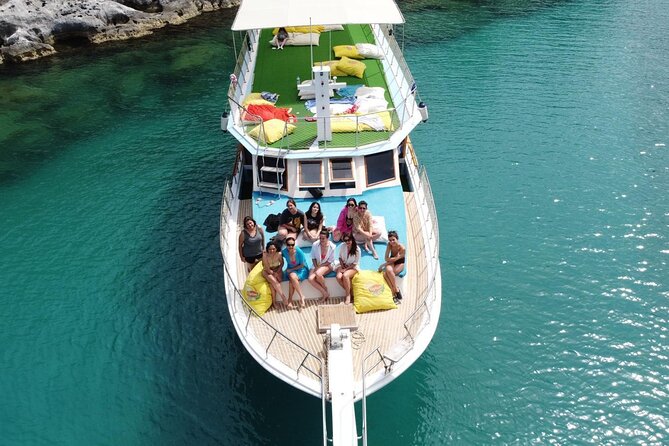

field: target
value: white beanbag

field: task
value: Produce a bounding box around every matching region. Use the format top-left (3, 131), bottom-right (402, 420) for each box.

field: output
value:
top-left (355, 97), bottom-right (389, 114)
top-left (270, 32), bottom-right (320, 47)
top-left (372, 215), bottom-right (389, 242)
top-left (356, 43), bottom-right (384, 59)
top-left (355, 86), bottom-right (386, 100)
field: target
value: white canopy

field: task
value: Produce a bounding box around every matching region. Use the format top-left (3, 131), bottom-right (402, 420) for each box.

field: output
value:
top-left (231, 0), bottom-right (405, 31)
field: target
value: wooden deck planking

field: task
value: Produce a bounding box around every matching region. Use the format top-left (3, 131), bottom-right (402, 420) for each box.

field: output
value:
top-left (232, 192), bottom-right (431, 385)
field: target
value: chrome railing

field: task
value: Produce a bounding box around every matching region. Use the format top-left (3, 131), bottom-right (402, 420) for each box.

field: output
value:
top-left (372, 24), bottom-right (419, 127)
top-left (228, 94), bottom-right (407, 151)
top-left (398, 161), bottom-right (441, 357)
top-left (220, 181), bottom-right (323, 380)
top-left (225, 24), bottom-right (421, 152)
top-left (218, 176), bottom-right (328, 446)
top-left (358, 158), bottom-right (441, 446)
top-left (360, 157), bottom-right (441, 379)
top-left (377, 25), bottom-right (417, 100)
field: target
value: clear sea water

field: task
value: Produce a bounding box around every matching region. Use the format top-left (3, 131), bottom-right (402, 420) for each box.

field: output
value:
top-left (1, 1), bottom-right (667, 444)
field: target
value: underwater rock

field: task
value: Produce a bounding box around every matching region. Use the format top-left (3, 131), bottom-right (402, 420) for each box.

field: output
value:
top-left (0, 0), bottom-right (239, 63)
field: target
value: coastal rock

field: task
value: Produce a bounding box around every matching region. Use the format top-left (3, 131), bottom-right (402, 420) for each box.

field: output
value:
top-left (0, 0), bottom-right (239, 64)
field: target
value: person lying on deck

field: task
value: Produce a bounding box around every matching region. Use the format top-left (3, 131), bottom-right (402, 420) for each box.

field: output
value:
top-left (336, 235), bottom-right (360, 305)
top-left (350, 200), bottom-right (381, 259)
top-left (378, 230), bottom-right (405, 304)
top-left (309, 229), bottom-right (337, 303)
top-left (277, 199), bottom-right (304, 242)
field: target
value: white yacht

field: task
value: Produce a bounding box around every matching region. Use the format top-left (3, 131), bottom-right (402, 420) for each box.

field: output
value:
top-left (219, 1), bottom-right (441, 444)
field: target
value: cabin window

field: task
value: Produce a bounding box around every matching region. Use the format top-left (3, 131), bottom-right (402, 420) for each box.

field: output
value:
top-left (329, 158), bottom-right (354, 182)
top-left (364, 151), bottom-right (396, 186)
top-left (299, 160), bottom-right (323, 187)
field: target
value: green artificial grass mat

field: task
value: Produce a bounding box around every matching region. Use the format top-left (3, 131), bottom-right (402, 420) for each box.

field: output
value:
top-left (250, 25), bottom-right (396, 149)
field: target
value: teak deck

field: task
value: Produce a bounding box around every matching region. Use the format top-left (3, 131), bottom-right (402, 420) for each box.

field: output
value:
top-left (234, 191), bottom-right (429, 383)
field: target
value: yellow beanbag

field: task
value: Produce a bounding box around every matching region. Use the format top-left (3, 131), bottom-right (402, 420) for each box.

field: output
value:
top-left (330, 116), bottom-right (358, 133)
top-left (352, 270), bottom-right (397, 314)
top-left (243, 262), bottom-right (273, 316)
top-left (248, 119), bottom-right (296, 144)
top-left (333, 45), bottom-right (362, 59)
top-left (243, 93), bottom-right (275, 107)
top-left (273, 26), bottom-right (324, 34)
top-left (337, 56), bottom-right (366, 78)
top-left (313, 60), bottom-right (346, 77)
top-left (330, 111), bottom-right (393, 133)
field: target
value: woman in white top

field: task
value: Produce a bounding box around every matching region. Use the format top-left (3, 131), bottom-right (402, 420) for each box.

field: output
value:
top-left (309, 229), bottom-right (337, 302)
top-left (336, 234), bottom-right (360, 304)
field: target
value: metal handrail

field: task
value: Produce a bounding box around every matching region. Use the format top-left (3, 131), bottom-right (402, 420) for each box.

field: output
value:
top-left (219, 177), bottom-right (329, 445)
top-left (227, 94), bottom-right (409, 151)
top-left (396, 162), bottom-right (440, 352)
top-left (377, 25), bottom-right (417, 99)
top-left (228, 32), bottom-right (250, 100)
top-left (225, 25), bottom-right (421, 152)
top-left (229, 272), bottom-right (322, 379)
top-left (358, 157), bottom-right (440, 374)
top-left (358, 158), bottom-right (441, 446)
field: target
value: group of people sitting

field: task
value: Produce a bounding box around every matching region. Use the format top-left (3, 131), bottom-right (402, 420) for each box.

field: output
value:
top-left (238, 198), bottom-right (406, 310)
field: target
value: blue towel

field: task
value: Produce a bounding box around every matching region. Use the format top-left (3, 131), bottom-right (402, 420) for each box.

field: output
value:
top-left (304, 97), bottom-right (355, 109)
top-left (261, 92), bottom-right (279, 103)
top-left (336, 84), bottom-right (365, 98)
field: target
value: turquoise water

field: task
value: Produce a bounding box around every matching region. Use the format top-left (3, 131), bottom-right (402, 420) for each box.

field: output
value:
top-left (1, 1), bottom-right (667, 444)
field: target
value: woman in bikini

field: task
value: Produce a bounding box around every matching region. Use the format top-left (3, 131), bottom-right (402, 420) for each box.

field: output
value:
top-left (378, 230), bottom-right (405, 303)
top-left (262, 241), bottom-right (287, 307)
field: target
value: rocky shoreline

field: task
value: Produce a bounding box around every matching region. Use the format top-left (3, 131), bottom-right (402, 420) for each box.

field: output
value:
top-left (0, 0), bottom-right (239, 64)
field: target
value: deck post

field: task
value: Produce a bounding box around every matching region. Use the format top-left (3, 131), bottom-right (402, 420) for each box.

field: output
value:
top-left (327, 324), bottom-right (357, 446)
top-left (314, 66), bottom-right (332, 142)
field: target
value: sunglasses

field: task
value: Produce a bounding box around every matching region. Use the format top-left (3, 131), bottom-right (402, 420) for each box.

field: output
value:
top-left (347, 203), bottom-right (355, 207)
top-left (287, 243), bottom-right (295, 247)
top-left (358, 206), bottom-right (367, 210)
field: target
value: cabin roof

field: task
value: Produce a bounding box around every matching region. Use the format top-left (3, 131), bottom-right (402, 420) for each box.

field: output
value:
top-left (232, 0), bottom-right (404, 31)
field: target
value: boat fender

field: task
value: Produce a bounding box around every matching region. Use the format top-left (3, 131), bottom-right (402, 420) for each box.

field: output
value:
top-left (418, 102), bottom-right (429, 123)
top-left (221, 111), bottom-right (229, 132)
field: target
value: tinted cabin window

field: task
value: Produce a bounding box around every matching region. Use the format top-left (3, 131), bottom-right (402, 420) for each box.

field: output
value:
top-left (330, 158), bottom-right (354, 182)
top-left (299, 160), bottom-right (323, 187)
top-left (364, 151), bottom-right (396, 186)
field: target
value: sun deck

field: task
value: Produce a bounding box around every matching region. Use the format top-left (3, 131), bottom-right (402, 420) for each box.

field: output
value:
top-left (234, 191), bottom-right (431, 386)
top-left (227, 24), bottom-right (421, 151)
